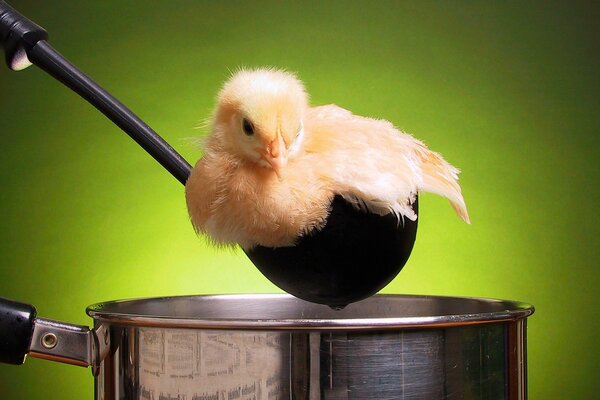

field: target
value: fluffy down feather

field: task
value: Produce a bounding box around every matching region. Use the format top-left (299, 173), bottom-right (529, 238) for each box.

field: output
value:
top-left (185, 68), bottom-right (469, 249)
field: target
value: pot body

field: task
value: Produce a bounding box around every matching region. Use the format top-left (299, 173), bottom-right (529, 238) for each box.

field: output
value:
top-left (88, 295), bottom-right (532, 400)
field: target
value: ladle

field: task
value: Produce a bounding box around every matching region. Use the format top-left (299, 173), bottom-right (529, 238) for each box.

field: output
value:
top-left (0, 1), bottom-right (417, 308)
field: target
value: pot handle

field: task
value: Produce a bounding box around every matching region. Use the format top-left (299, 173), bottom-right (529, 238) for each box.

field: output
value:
top-left (0, 297), bottom-right (107, 370)
top-left (0, 297), bottom-right (37, 365)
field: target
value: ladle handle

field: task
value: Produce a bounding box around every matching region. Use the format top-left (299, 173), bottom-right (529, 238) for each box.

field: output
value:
top-left (0, 0), bottom-right (47, 70)
top-left (0, 297), bottom-right (36, 365)
top-left (0, 1), bottom-right (192, 185)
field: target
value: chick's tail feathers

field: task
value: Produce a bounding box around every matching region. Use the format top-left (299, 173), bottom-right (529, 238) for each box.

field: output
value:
top-left (416, 144), bottom-right (471, 224)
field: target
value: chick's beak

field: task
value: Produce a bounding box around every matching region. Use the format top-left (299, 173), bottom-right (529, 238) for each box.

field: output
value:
top-left (263, 133), bottom-right (287, 178)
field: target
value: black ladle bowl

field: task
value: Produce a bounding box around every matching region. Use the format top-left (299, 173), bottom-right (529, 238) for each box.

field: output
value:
top-left (0, 2), bottom-right (417, 308)
top-left (246, 196), bottom-right (418, 308)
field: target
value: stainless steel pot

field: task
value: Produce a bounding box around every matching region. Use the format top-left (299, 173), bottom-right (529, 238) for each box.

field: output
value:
top-left (1, 294), bottom-right (534, 399)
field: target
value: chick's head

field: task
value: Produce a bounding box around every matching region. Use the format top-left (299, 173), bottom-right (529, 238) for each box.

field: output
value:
top-left (212, 68), bottom-right (308, 175)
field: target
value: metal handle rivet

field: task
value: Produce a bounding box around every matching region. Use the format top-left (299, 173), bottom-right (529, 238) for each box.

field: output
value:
top-left (41, 333), bottom-right (58, 349)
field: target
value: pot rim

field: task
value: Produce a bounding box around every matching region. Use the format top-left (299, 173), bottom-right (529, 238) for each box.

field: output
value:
top-left (86, 294), bottom-right (534, 331)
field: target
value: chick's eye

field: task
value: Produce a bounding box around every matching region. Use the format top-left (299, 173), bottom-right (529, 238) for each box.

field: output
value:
top-left (242, 118), bottom-right (254, 136)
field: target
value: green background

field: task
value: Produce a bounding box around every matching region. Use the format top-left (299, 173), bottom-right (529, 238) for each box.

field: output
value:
top-left (1, 1), bottom-right (598, 398)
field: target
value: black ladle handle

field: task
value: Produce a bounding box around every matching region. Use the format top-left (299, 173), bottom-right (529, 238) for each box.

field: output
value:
top-left (0, 1), bottom-right (192, 185)
top-left (0, 297), bottom-right (36, 365)
top-left (0, 0), bottom-right (46, 70)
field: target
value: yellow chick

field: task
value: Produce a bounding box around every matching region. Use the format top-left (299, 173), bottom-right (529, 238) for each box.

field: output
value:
top-left (185, 68), bottom-right (469, 249)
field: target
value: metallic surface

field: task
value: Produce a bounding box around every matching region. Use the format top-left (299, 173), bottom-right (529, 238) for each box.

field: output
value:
top-left (87, 294), bottom-right (533, 330)
top-left (29, 317), bottom-right (93, 367)
top-left (86, 294), bottom-right (533, 400)
top-left (29, 317), bottom-right (111, 373)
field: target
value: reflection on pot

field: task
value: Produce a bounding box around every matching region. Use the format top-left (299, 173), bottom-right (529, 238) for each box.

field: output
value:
top-left (138, 329), bottom-right (288, 400)
top-left (96, 321), bottom-right (526, 400)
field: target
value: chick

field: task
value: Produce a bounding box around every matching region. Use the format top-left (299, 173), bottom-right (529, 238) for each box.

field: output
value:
top-left (185, 68), bottom-right (469, 249)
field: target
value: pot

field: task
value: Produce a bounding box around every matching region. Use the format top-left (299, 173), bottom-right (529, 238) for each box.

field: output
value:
top-left (1, 294), bottom-right (534, 399)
